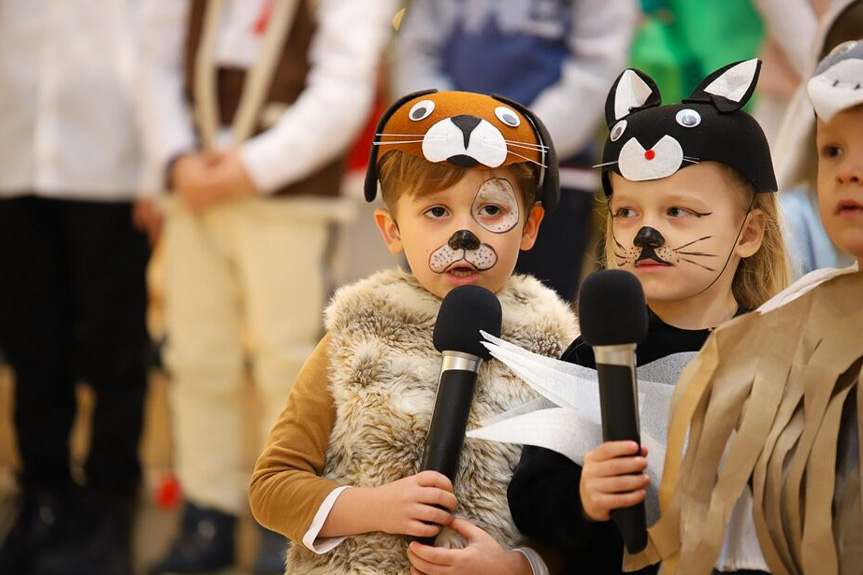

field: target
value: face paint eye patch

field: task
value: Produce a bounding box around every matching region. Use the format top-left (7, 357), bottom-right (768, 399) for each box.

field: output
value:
top-left (472, 178), bottom-right (520, 233)
top-left (610, 120), bottom-right (627, 142)
top-left (494, 106), bottom-right (521, 127)
top-left (676, 109), bottom-right (701, 128)
top-left (409, 100), bottom-right (436, 121)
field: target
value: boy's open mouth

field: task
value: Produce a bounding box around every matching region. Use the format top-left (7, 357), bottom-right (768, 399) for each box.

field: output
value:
top-left (836, 199), bottom-right (863, 215)
top-left (446, 262), bottom-right (478, 277)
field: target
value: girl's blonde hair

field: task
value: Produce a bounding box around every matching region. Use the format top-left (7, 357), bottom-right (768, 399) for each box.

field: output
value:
top-left (602, 166), bottom-right (789, 310)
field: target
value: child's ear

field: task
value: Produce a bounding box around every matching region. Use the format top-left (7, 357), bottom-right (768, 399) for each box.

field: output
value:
top-left (736, 208), bottom-right (766, 258)
top-left (520, 204), bottom-right (545, 250)
top-left (374, 208), bottom-right (404, 255)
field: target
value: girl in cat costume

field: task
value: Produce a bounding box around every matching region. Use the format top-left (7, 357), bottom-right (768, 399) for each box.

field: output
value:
top-left (506, 60), bottom-right (789, 574)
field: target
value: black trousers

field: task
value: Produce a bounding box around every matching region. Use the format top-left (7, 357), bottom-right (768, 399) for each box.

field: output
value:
top-left (515, 186), bottom-right (594, 304)
top-left (0, 195), bottom-right (149, 498)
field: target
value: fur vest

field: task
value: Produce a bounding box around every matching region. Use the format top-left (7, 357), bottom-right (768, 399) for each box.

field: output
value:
top-left (286, 268), bottom-right (577, 574)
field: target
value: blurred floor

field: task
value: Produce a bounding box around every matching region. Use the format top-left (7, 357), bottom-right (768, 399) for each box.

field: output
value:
top-left (0, 364), bottom-right (261, 575)
top-left (0, 193), bottom-right (401, 575)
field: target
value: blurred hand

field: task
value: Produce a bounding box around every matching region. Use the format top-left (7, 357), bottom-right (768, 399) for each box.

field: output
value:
top-left (205, 149), bottom-right (257, 202)
top-left (170, 152), bottom-right (217, 212)
top-left (133, 198), bottom-right (163, 245)
top-left (170, 150), bottom-right (256, 213)
top-left (369, 470), bottom-right (457, 538)
top-left (407, 518), bottom-right (530, 575)
top-left (580, 441), bottom-right (650, 522)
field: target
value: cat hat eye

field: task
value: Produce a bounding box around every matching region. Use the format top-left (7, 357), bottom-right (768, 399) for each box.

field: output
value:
top-left (599, 59), bottom-right (777, 196)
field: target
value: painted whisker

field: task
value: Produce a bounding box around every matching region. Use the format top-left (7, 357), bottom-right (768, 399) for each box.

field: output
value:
top-left (679, 257), bottom-right (716, 271)
top-left (677, 251), bottom-right (718, 257)
top-left (672, 236), bottom-right (712, 251)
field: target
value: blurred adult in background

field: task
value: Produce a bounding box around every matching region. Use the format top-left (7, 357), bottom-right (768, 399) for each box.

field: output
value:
top-left (629, 0), bottom-right (819, 116)
top-left (0, 1), bottom-right (151, 574)
top-left (136, 1), bottom-right (395, 573)
top-left (393, 0), bottom-right (638, 302)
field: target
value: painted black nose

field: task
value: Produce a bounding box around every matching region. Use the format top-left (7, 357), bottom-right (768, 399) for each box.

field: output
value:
top-left (451, 115), bottom-right (482, 149)
top-left (633, 226), bottom-right (665, 249)
top-left (448, 229), bottom-right (481, 251)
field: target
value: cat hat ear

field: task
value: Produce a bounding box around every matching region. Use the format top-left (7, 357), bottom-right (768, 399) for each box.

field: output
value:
top-left (364, 90), bottom-right (560, 211)
top-left (599, 59), bottom-right (776, 196)
top-left (808, 40), bottom-right (863, 122)
top-left (604, 68), bottom-right (662, 126)
top-left (684, 59), bottom-right (761, 112)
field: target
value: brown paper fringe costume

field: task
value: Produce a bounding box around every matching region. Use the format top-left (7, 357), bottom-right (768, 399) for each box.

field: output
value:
top-left (624, 270), bottom-right (863, 574)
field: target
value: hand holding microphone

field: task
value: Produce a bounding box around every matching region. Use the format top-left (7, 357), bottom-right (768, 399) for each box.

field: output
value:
top-left (413, 285), bottom-right (502, 545)
top-left (578, 269), bottom-right (650, 553)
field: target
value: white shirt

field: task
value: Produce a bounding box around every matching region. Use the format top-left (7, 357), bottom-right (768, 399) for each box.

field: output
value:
top-left (0, 0), bottom-right (143, 200)
top-left (392, 0), bottom-right (637, 160)
top-left (136, 0), bottom-right (397, 194)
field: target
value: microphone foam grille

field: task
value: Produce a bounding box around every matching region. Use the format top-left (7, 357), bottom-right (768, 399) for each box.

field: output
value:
top-left (578, 269), bottom-right (649, 346)
top-left (433, 285), bottom-right (502, 360)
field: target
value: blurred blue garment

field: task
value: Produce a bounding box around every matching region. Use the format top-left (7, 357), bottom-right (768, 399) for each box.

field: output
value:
top-left (780, 187), bottom-right (841, 279)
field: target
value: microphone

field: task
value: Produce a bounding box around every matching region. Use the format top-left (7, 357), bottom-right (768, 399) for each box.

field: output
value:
top-left (416, 284), bottom-right (502, 544)
top-left (578, 269), bottom-right (650, 553)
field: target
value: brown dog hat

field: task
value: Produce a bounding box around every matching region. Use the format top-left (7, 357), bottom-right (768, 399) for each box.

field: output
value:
top-left (364, 90), bottom-right (560, 211)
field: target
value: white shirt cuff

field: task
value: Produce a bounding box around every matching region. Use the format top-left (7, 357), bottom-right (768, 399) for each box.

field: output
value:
top-left (301, 485), bottom-right (352, 553)
top-left (513, 546), bottom-right (549, 575)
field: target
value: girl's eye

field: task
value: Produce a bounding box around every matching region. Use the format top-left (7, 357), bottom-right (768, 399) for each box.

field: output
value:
top-left (612, 207), bottom-right (636, 218)
top-left (425, 206), bottom-right (448, 218)
top-left (667, 207), bottom-right (694, 217)
top-left (821, 145), bottom-right (843, 159)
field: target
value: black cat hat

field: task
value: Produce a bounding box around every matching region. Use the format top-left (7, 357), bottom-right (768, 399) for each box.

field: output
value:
top-left (599, 59), bottom-right (777, 196)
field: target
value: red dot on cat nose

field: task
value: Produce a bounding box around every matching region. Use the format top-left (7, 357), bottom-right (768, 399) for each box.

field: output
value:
top-left (644, 150), bottom-right (656, 160)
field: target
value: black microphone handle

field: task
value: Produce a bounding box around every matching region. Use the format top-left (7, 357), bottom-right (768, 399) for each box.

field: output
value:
top-left (596, 362), bottom-right (648, 554)
top-left (421, 368), bottom-right (478, 478)
top-left (413, 366), bottom-right (478, 546)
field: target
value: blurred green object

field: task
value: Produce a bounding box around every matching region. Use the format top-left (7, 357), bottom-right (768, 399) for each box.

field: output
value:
top-left (630, 0), bottom-right (764, 108)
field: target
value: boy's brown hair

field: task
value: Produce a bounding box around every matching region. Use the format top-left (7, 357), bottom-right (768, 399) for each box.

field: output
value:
top-left (377, 150), bottom-right (539, 213)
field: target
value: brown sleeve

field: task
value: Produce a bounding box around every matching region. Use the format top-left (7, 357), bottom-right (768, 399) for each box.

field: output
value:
top-left (249, 332), bottom-right (343, 543)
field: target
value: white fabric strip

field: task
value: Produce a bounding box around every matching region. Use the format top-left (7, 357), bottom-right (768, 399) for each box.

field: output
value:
top-left (302, 485), bottom-right (351, 553)
top-left (514, 546), bottom-right (550, 575)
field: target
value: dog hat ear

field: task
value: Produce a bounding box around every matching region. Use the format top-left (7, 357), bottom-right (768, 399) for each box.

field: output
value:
top-left (686, 59), bottom-right (760, 113)
top-left (604, 68), bottom-right (661, 127)
top-left (364, 89), bottom-right (438, 202)
top-left (492, 94), bottom-right (560, 212)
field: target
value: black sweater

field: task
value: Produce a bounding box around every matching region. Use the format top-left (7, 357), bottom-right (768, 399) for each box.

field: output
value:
top-left (508, 309), bottom-right (716, 575)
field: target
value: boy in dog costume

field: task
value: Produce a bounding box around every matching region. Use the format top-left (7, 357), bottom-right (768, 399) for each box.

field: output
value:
top-left (624, 42), bottom-right (863, 575)
top-left (249, 90), bottom-right (578, 575)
